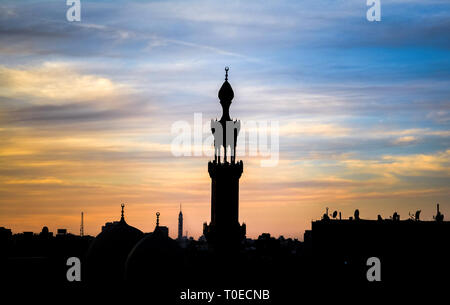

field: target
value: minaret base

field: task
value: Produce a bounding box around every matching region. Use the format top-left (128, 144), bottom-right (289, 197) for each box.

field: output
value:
top-left (204, 161), bottom-right (246, 251)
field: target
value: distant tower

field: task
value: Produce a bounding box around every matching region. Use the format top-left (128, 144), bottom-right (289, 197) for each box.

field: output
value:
top-left (203, 67), bottom-right (246, 250)
top-left (178, 204), bottom-right (183, 240)
top-left (80, 212), bottom-right (84, 237)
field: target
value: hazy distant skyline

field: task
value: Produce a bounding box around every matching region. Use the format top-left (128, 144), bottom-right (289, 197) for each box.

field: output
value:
top-left (0, 0), bottom-right (449, 239)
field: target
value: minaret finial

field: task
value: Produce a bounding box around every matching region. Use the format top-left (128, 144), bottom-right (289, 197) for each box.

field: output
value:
top-left (121, 203), bottom-right (125, 221)
top-left (225, 66), bottom-right (229, 81)
top-left (156, 212), bottom-right (160, 227)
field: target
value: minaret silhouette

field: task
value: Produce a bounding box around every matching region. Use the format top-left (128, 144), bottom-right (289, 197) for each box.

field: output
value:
top-left (178, 204), bottom-right (183, 240)
top-left (203, 67), bottom-right (246, 251)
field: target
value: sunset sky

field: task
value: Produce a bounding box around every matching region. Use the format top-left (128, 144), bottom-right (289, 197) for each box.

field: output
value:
top-left (0, 0), bottom-right (449, 239)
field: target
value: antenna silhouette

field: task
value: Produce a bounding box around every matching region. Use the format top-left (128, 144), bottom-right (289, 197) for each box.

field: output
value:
top-left (80, 212), bottom-right (84, 237)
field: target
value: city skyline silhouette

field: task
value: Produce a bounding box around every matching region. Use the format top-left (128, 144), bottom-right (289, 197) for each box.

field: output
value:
top-left (1, 1), bottom-right (449, 300)
top-left (1, 67), bottom-right (447, 241)
top-left (2, 70), bottom-right (449, 296)
top-left (1, 1), bottom-right (449, 241)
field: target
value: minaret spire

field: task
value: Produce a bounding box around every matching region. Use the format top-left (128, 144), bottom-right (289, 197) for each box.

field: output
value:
top-left (156, 212), bottom-right (160, 227)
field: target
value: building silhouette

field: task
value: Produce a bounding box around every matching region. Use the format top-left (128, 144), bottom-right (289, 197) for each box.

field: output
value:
top-left (203, 67), bottom-right (246, 251)
top-left (178, 204), bottom-right (183, 240)
top-left (86, 204), bottom-right (143, 283)
top-left (305, 204), bottom-right (450, 283)
top-left (125, 211), bottom-right (181, 287)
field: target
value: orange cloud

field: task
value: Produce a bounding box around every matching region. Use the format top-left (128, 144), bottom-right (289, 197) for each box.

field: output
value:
top-left (0, 62), bottom-right (128, 103)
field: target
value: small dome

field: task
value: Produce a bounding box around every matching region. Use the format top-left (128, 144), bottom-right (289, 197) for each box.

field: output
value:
top-left (86, 205), bottom-right (143, 283)
top-left (125, 226), bottom-right (182, 284)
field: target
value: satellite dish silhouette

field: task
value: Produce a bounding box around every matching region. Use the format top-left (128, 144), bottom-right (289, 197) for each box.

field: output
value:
top-left (434, 204), bottom-right (444, 222)
top-left (332, 211), bottom-right (338, 219)
top-left (415, 210), bottom-right (421, 221)
top-left (392, 212), bottom-right (400, 221)
top-left (354, 209), bottom-right (360, 220)
top-left (409, 210), bottom-right (421, 221)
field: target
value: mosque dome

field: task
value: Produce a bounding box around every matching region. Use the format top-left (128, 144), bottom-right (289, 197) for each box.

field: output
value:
top-left (86, 204), bottom-right (143, 283)
top-left (125, 212), bottom-right (183, 284)
top-left (218, 67), bottom-right (234, 102)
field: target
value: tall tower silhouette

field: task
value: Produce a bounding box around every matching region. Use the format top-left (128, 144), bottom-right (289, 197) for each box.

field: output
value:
top-left (80, 211), bottom-right (84, 237)
top-left (178, 204), bottom-right (183, 240)
top-left (203, 67), bottom-right (246, 250)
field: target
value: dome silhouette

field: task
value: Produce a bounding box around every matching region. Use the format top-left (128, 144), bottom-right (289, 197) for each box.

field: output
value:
top-left (125, 216), bottom-right (183, 284)
top-left (86, 204), bottom-right (143, 282)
